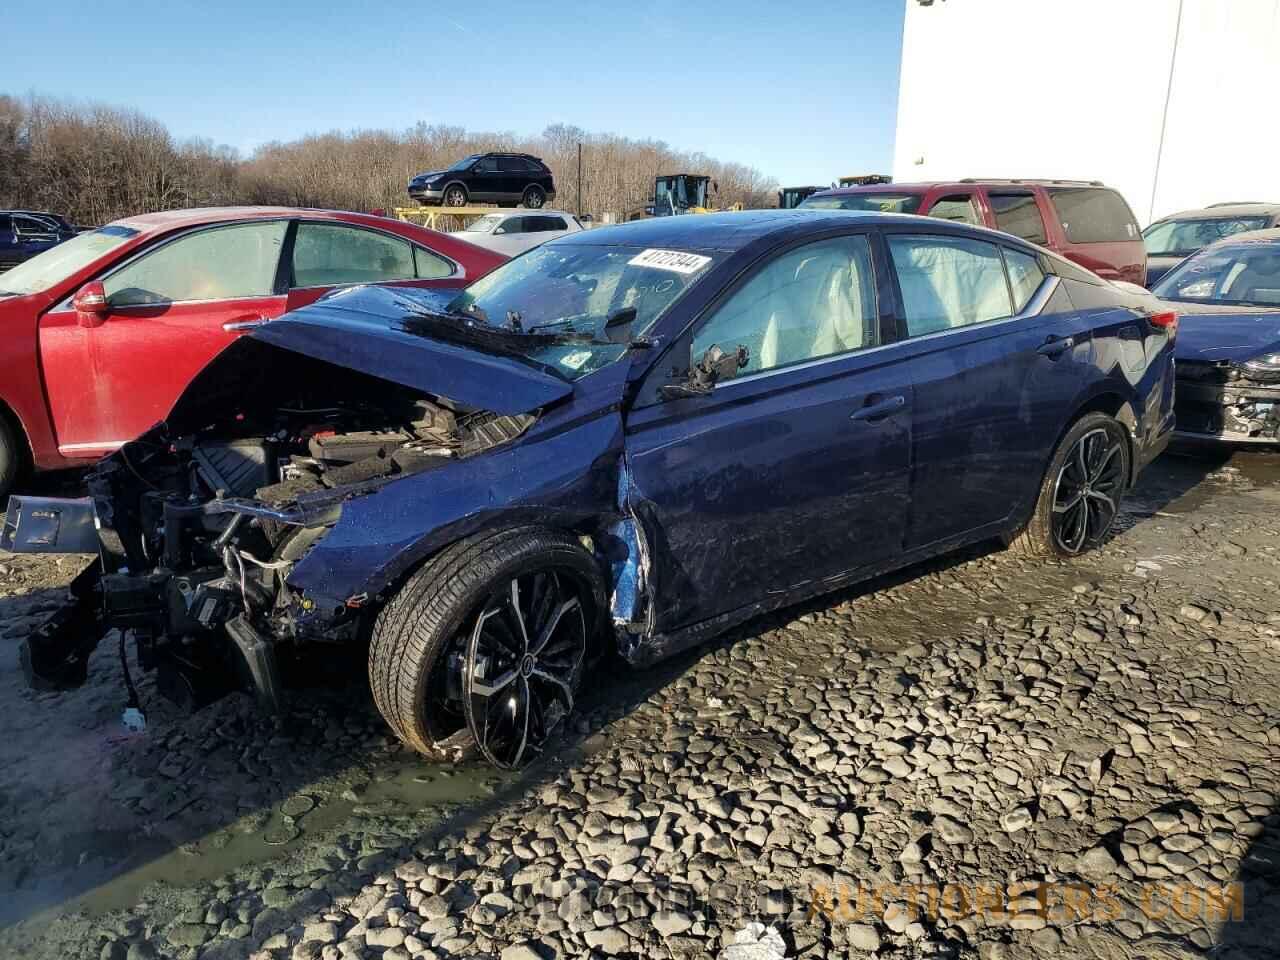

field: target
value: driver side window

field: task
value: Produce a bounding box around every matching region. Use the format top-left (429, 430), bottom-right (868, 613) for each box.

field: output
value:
top-left (103, 221), bottom-right (288, 308)
top-left (691, 235), bottom-right (877, 376)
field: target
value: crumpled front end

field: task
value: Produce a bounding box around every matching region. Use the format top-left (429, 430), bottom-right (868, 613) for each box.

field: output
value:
top-left (1175, 360), bottom-right (1280, 443)
top-left (5, 340), bottom-right (545, 713)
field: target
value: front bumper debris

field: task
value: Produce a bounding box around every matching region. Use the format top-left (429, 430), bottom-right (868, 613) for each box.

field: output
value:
top-left (20, 560), bottom-right (103, 691)
top-left (1175, 377), bottom-right (1280, 443)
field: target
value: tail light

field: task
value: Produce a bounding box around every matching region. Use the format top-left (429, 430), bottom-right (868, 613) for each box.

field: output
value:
top-left (1147, 310), bottom-right (1178, 337)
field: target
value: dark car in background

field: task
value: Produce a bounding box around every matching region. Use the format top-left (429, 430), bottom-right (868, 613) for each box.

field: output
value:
top-left (1153, 228), bottom-right (1280, 444)
top-left (0, 210), bottom-right (76, 270)
top-left (1142, 202), bottom-right (1280, 288)
top-left (801, 179), bottom-right (1147, 286)
top-left (408, 152), bottom-right (556, 209)
top-left (5, 210), bottom-right (1176, 770)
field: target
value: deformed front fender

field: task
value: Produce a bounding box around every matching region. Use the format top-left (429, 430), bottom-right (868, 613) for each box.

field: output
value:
top-left (286, 408), bottom-right (625, 610)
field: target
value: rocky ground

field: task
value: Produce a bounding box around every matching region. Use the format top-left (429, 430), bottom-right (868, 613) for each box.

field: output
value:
top-left (1, 450), bottom-right (1278, 960)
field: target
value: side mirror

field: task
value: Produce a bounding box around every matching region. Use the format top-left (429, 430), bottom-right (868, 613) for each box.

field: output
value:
top-left (659, 344), bottom-right (749, 400)
top-left (73, 281), bottom-right (109, 328)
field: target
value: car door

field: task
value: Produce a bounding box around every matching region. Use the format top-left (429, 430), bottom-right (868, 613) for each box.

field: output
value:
top-left (881, 229), bottom-right (1094, 549)
top-left (283, 220), bottom-right (461, 310)
top-left (37, 219), bottom-right (290, 457)
top-left (469, 156), bottom-right (503, 203)
top-left (489, 216), bottom-right (528, 257)
top-left (13, 214), bottom-right (59, 261)
top-left (625, 232), bottom-right (913, 631)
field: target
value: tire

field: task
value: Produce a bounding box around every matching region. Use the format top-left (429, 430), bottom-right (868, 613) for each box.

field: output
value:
top-left (368, 526), bottom-right (604, 761)
top-left (522, 186), bottom-right (545, 209)
top-left (443, 184), bottom-right (468, 207)
top-left (1011, 412), bottom-right (1130, 559)
top-left (0, 415), bottom-right (20, 506)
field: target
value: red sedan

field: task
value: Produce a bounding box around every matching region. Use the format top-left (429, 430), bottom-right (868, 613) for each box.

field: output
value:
top-left (0, 207), bottom-right (505, 497)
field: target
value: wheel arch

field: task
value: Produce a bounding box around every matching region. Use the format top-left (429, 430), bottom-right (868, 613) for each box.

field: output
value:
top-left (0, 394), bottom-right (34, 476)
top-left (441, 180), bottom-right (470, 201)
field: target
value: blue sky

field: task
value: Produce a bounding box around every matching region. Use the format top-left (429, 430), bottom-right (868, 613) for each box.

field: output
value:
top-left (4, 0), bottom-right (905, 187)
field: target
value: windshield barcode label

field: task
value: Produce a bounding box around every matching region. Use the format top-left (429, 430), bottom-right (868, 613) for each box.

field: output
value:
top-left (628, 249), bottom-right (712, 275)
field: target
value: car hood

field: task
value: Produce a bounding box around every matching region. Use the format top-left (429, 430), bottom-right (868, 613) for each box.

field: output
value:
top-left (1167, 300), bottom-right (1280, 363)
top-left (248, 285), bottom-right (572, 414)
top-left (412, 170), bottom-right (445, 182)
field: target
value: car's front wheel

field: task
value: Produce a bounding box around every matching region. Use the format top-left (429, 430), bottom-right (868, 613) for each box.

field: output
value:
top-left (522, 186), bottom-right (546, 209)
top-left (1011, 412), bottom-right (1130, 558)
top-left (368, 527), bottom-right (603, 766)
top-left (443, 185), bottom-right (468, 207)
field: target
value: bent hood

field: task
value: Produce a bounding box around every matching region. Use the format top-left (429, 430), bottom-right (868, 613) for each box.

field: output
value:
top-left (1167, 300), bottom-right (1280, 363)
top-left (248, 285), bottom-right (572, 414)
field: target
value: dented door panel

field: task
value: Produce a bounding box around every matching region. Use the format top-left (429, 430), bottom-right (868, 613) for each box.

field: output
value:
top-left (624, 350), bottom-right (912, 634)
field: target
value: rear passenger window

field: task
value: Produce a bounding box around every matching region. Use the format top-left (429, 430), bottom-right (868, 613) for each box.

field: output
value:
top-left (888, 235), bottom-right (1013, 336)
top-left (1004, 248), bottom-right (1045, 311)
top-left (498, 157), bottom-right (525, 173)
top-left (497, 218), bottom-right (524, 235)
top-left (928, 195), bottom-right (982, 225)
top-left (989, 193), bottom-right (1048, 245)
top-left (1048, 188), bottom-right (1139, 243)
top-left (532, 216), bottom-right (567, 231)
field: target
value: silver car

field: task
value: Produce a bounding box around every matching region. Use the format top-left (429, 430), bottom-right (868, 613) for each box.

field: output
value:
top-left (457, 210), bottom-right (585, 257)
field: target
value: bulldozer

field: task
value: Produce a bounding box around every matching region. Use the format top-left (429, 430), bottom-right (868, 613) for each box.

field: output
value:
top-left (628, 174), bottom-right (742, 220)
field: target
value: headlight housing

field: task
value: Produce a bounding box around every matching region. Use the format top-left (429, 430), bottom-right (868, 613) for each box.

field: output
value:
top-left (1238, 352), bottom-right (1280, 382)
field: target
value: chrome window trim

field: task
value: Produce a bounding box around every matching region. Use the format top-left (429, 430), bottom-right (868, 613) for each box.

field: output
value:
top-left (716, 275), bottom-right (1060, 391)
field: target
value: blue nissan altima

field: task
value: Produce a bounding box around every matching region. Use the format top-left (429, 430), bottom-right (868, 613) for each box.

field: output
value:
top-left (6, 211), bottom-right (1176, 768)
top-left (1152, 229), bottom-right (1280, 444)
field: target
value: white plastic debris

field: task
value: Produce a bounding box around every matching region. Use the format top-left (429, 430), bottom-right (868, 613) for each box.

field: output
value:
top-left (706, 696), bottom-right (724, 709)
top-left (121, 707), bottom-right (147, 732)
top-left (719, 923), bottom-right (787, 960)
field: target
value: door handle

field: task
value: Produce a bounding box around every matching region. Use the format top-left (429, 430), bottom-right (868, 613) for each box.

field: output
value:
top-left (850, 394), bottom-right (906, 422)
top-left (222, 315), bottom-right (269, 332)
top-left (1037, 336), bottom-right (1074, 358)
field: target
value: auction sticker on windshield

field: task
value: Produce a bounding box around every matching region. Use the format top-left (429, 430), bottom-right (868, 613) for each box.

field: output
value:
top-left (628, 249), bottom-right (713, 275)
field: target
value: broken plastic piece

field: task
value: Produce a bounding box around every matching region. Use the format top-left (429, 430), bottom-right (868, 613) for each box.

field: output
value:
top-left (719, 923), bottom-right (787, 960)
top-left (121, 707), bottom-right (147, 732)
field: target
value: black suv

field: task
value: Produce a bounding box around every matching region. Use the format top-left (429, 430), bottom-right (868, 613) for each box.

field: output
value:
top-left (408, 153), bottom-right (556, 209)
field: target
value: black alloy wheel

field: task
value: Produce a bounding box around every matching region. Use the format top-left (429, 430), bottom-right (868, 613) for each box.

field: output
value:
top-left (463, 568), bottom-right (587, 769)
top-left (1050, 427), bottom-right (1126, 554)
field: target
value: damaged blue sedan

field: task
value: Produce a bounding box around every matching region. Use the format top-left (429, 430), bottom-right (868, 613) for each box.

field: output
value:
top-left (3, 211), bottom-right (1177, 768)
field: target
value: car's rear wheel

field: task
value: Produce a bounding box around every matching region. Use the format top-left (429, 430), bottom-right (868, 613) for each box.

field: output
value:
top-left (522, 186), bottom-right (546, 209)
top-left (368, 527), bottom-right (602, 764)
top-left (1011, 412), bottom-right (1130, 559)
top-left (443, 185), bottom-right (468, 207)
top-left (0, 415), bottom-right (20, 506)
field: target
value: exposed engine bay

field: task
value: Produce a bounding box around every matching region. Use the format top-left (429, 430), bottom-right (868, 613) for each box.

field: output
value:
top-left (12, 351), bottom-right (537, 717)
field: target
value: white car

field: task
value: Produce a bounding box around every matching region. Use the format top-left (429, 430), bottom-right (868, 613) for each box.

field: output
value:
top-left (458, 210), bottom-right (584, 257)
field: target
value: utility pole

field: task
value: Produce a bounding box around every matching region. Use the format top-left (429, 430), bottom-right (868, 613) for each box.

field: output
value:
top-left (577, 142), bottom-right (583, 217)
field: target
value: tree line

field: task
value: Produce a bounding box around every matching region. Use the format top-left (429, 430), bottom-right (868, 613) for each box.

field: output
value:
top-left (0, 94), bottom-right (778, 227)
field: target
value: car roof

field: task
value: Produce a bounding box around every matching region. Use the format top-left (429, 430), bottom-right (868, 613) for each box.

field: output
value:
top-left (490, 209), bottom-right (574, 219)
top-left (810, 179), bottom-right (1111, 200)
top-left (554, 209), bottom-right (1017, 253)
top-left (1153, 202), bottom-right (1280, 222)
top-left (108, 206), bottom-right (401, 233)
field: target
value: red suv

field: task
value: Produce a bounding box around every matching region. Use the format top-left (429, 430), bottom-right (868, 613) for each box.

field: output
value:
top-left (802, 179), bottom-right (1146, 285)
top-left (0, 207), bottom-right (506, 499)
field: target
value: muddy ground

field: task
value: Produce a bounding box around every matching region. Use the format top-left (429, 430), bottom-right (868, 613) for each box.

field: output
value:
top-left (1, 449), bottom-right (1278, 960)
